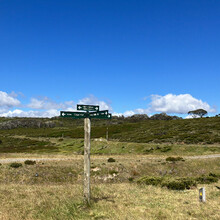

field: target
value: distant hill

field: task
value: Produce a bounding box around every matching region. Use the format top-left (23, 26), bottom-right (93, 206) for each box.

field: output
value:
top-left (0, 115), bottom-right (220, 144)
top-left (0, 118), bottom-right (55, 129)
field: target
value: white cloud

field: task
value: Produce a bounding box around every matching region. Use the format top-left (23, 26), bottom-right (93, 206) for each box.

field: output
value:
top-left (0, 94), bottom-right (113, 118)
top-left (0, 91), bottom-right (20, 108)
top-left (185, 114), bottom-right (200, 119)
top-left (0, 108), bottom-right (8, 114)
top-left (112, 112), bottom-right (123, 117)
top-left (0, 92), bottom-right (216, 118)
top-left (135, 108), bottom-right (150, 114)
top-left (113, 109), bottom-right (149, 117)
top-left (112, 93), bottom-right (216, 117)
top-left (148, 94), bottom-right (216, 114)
top-left (1, 109), bottom-right (60, 118)
top-left (123, 110), bottom-right (135, 117)
top-left (78, 95), bottom-right (112, 111)
top-left (27, 97), bottom-right (74, 110)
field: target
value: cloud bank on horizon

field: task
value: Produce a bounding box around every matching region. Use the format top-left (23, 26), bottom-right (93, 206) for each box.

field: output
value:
top-left (0, 91), bottom-right (217, 118)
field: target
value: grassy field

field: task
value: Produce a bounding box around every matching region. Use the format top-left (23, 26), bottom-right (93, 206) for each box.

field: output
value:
top-left (0, 183), bottom-right (220, 220)
top-left (0, 117), bottom-right (220, 219)
top-left (0, 136), bottom-right (220, 155)
top-left (0, 155), bottom-right (219, 219)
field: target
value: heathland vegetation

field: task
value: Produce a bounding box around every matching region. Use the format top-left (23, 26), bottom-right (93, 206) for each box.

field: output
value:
top-left (1, 113), bottom-right (220, 146)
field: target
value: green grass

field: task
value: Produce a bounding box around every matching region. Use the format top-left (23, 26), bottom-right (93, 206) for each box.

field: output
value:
top-left (0, 136), bottom-right (57, 153)
top-left (0, 135), bottom-right (220, 155)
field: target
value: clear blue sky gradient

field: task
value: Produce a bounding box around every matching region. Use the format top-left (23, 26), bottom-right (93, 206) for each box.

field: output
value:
top-left (0, 0), bottom-right (219, 113)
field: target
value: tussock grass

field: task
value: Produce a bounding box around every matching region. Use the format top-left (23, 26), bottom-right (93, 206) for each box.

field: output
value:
top-left (0, 154), bottom-right (219, 219)
top-left (0, 156), bottom-right (219, 185)
top-left (0, 183), bottom-right (220, 220)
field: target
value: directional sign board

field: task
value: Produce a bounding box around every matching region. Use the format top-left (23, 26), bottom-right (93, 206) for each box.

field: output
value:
top-left (90, 111), bottom-right (112, 119)
top-left (77, 104), bottom-right (99, 112)
top-left (60, 111), bottom-right (87, 118)
top-left (89, 110), bottom-right (108, 117)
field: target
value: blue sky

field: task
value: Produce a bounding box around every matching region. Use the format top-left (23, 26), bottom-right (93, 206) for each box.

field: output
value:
top-left (0, 0), bottom-right (219, 117)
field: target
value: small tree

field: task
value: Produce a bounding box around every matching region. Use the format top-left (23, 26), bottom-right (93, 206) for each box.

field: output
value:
top-left (188, 109), bottom-right (207, 118)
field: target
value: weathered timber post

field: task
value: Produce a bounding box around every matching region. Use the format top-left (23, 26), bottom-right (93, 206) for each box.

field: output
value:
top-left (84, 117), bottom-right (91, 204)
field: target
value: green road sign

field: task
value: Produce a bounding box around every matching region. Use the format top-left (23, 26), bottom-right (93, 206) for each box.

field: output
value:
top-left (77, 104), bottom-right (99, 112)
top-left (60, 111), bottom-right (87, 118)
top-left (89, 110), bottom-right (108, 118)
top-left (89, 111), bottom-right (112, 119)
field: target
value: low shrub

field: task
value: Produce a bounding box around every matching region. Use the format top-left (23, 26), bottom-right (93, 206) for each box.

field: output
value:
top-left (162, 178), bottom-right (197, 190)
top-left (0, 139), bottom-right (2, 144)
top-left (107, 158), bottom-right (116, 163)
top-left (10, 162), bottom-right (22, 168)
top-left (24, 160), bottom-right (36, 165)
top-left (137, 176), bottom-right (197, 190)
top-left (195, 175), bottom-right (218, 184)
top-left (160, 146), bottom-right (172, 152)
top-left (155, 145), bottom-right (161, 150)
top-left (144, 147), bottom-right (154, 153)
top-left (137, 176), bottom-right (163, 186)
top-left (166, 157), bottom-right (184, 162)
top-left (128, 177), bottom-right (134, 182)
top-left (162, 180), bottom-right (186, 190)
top-left (209, 172), bottom-right (220, 178)
top-left (180, 178), bottom-right (197, 189)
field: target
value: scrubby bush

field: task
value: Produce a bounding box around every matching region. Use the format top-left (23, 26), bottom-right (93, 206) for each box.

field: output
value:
top-left (24, 160), bottom-right (36, 165)
top-left (137, 176), bottom-right (197, 190)
top-left (162, 178), bottom-right (197, 190)
top-left (137, 176), bottom-right (163, 186)
top-left (107, 158), bottom-right (116, 162)
top-left (162, 180), bottom-right (186, 190)
top-left (144, 147), bottom-right (154, 153)
top-left (0, 139), bottom-right (2, 144)
top-left (10, 162), bottom-right (22, 168)
top-left (128, 177), bottom-right (134, 182)
top-left (209, 172), bottom-right (220, 178)
top-left (166, 157), bottom-right (184, 162)
top-left (160, 146), bottom-right (172, 152)
top-left (195, 175), bottom-right (218, 184)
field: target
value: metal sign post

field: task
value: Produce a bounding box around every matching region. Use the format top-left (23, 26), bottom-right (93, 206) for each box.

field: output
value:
top-left (60, 104), bottom-right (111, 204)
